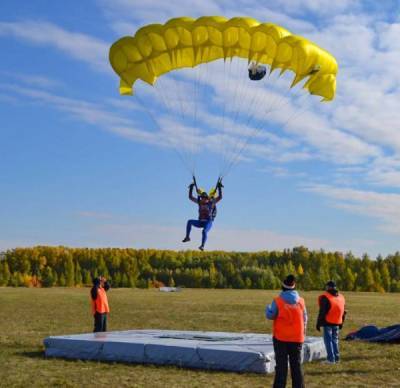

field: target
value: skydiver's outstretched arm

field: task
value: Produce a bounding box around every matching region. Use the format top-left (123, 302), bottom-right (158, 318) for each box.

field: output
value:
top-left (188, 183), bottom-right (198, 203)
top-left (215, 181), bottom-right (223, 203)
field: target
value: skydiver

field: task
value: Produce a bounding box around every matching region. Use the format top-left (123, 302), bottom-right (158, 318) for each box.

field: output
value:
top-left (248, 62), bottom-right (267, 81)
top-left (182, 179), bottom-right (223, 251)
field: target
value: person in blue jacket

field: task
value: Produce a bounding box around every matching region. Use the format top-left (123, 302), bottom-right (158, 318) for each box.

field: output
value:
top-left (266, 275), bottom-right (308, 388)
top-left (266, 275), bottom-right (308, 325)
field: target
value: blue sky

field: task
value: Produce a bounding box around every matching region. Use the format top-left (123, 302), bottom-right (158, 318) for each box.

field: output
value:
top-left (1, 0), bottom-right (400, 256)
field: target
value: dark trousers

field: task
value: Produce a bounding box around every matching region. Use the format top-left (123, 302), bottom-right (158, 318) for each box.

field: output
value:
top-left (273, 337), bottom-right (304, 388)
top-left (93, 312), bottom-right (107, 332)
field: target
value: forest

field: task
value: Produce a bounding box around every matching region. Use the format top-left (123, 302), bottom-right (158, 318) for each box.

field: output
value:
top-left (0, 246), bottom-right (399, 292)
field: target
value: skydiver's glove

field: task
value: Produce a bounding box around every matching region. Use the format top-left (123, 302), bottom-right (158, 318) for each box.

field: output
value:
top-left (188, 183), bottom-right (195, 189)
top-left (217, 180), bottom-right (224, 188)
top-left (316, 324), bottom-right (321, 332)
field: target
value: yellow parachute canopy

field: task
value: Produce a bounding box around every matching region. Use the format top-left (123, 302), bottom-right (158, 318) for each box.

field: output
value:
top-left (109, 16), bottom-right (337, 101)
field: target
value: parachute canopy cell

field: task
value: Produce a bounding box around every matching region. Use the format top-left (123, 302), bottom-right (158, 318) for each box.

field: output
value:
top-left (109, 16), bottom-right (338, 101)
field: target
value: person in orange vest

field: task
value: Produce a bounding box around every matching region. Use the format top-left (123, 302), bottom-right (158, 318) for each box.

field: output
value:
top-left (266, 275), bottom-right (307, 388)
top-left (90, 275), bottom-right (110, 332)
top-left (316, 280), bottom-right (346, 364)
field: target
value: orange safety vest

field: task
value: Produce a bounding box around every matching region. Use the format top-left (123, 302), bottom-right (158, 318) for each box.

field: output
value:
top-left (318, 292), bottom-right (345, 325)
top-left (91, 287), bottom-right (110, 315)
top-left (273, 296), bottom-right (305, 343)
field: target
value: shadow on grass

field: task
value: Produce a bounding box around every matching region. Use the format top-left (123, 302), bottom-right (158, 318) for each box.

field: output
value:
top-left (307, 368), bottom-right (392, 376)
top-left (18, 350), bottom-right (45, 359)
top-left (2, 341), bottom-right (45, 356)
top-left (339, 354), bottom-right (381, 361)
top-left (15, 354), bottom-right (272, 377)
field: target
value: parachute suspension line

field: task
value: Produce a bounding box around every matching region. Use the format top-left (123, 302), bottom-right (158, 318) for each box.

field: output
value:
top-left (218, 58), bottom-right (267, 177)
top-left (175, 71), bottom-right (192, 128)
top-left (153, 76), bottom-right (198, 176)
top-left (219, 98), bottom-right (263, 178)
top-left (223, 95), bottom-right (313, 177)
top-left (243, 71), bottom-right (274, 130)
top-left (218, 58), bottom-right (232, 176)
top-left (138, 59), bottom-right (316, 181)
top-left (176, 74), bottom-right (197, 175)
top-left (159, 73), bottom-right (194, 174)
top-left (217, 57), bottom-right (234, 176)
top-left (221, 92), bottom-right (313, 178)
top-left (228, 69), bottom-right (270, 157)
top-left (156, 77), bottom-right (183, 123)
top-left (194, 59), bottom-right (212, 175)
top-left (217, 66), bottom-right (312, 178)
top-left (230, 59), bottom-right (265, 151)
top-left (218, 57), bottom-right (250, 176)
top-left (154, 73), bottom-right (199, 175)
top-left (190, 62), bottom-right (202, 175)
top-left (229, 58), bottom-right (251, 130)
top-left (222, 92), bottom-right (312, 178)
top-left (133, 93), bottom-right (194, 176)
top-left (243, 69), bottom-right (303, 136)
top-left (242, 74), bottom-right (269, 128)
top-left (228, 75), bottom-right (309, 172)
top-left (262, 72), bottom-right (311, 117)
top-left (191, 58), bottom-right (211, 178)
top-left (258, 94), bottom-right (312, 150)
top-left (195, 57), bottom-right (217, 176)
top-left (207, 56), bottom-right (229, 176)
top-left (220, 84), bottom-right (311, 178)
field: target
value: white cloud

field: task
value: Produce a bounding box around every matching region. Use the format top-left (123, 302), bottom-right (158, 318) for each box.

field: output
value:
top-left (0, 21), bottom-right (109, 71)
top-left (259, 166), bottom-right (307, 178)
top-left (0, 71), bottom-right (62, 89)
top-left (98, 0), bottom-right (223, 35)
top-left (364, 156), bottom-right (400, 188)
top-left (273, 0), bottom-right (357, 17)
top-left (303, 183), bottom-right (400, 235)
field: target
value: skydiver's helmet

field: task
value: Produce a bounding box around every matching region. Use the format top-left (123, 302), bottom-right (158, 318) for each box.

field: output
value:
top-left (198, 189), bottom-right (209, 199)
top-left (198, 187), bottom-right (217, 199)
top-left (209, 187), bottom-right (217, 198)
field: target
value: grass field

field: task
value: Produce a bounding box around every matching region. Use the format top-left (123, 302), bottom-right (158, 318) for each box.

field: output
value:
top-left (0, 288), bottom-right (399, 387)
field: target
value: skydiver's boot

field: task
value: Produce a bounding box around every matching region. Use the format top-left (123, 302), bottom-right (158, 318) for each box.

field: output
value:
top-left (198, 245), bottom-right (204, 251)
top-left (182, 237), bottom-right (190, 243)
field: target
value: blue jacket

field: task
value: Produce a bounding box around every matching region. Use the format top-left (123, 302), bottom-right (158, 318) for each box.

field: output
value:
top-left (266, 290), bottom-right (308, 326)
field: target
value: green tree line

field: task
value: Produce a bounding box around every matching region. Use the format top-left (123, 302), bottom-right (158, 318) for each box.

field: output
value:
top-left (0, 246), bottom-right (399, 292)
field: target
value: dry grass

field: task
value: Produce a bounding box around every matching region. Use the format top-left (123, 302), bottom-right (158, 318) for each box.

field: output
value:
top-left (0, 288), bottom-right (399, 387)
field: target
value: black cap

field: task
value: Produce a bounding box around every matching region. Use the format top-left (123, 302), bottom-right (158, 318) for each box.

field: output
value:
top-left (326, 280), bottom-right (337, 289)
top-left (282, 274), bottom-right (296, 290)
